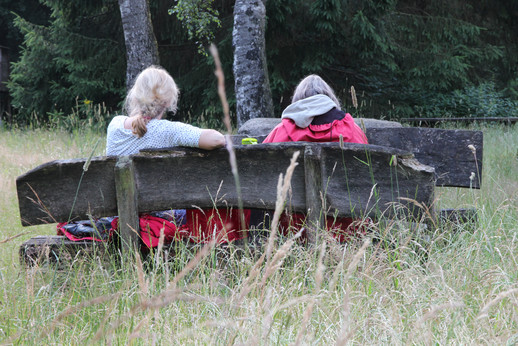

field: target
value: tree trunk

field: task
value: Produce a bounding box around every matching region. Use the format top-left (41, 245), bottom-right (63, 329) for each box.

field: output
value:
top-left (118, 0), bottom-right (160, 90)
top-left (233, 0), bottom-right (274, 127)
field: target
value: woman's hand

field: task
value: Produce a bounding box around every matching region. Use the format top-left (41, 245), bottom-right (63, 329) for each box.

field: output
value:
top-left (198, 129), bottom-right (226, 150)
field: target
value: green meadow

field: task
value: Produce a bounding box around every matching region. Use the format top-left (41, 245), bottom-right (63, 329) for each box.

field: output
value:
top-left (0, 124), bottom-right (517, 344)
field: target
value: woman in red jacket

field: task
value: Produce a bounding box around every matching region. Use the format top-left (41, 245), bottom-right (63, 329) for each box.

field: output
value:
top-left (263, 74), bottom-right (368, 242)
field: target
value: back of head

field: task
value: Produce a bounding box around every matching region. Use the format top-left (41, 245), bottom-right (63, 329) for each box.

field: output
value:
top-left (291, 74), bottom-right (341, 109)
top-left (125, 66), bottom-right (179, 137)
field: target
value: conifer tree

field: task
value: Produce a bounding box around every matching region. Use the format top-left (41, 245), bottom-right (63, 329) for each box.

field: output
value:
top-left (8, 0), bottom-right (126, 123)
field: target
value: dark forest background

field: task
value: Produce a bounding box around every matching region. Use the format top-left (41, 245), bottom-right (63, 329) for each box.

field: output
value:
top-left (1, 0), bottom-right (517, 128)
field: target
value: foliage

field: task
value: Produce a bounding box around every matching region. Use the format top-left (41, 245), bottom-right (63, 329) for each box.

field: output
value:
top-left (415, 82), bottom-right (518, 118)
top-left (0, 0), bottom-right (50, 60)
top-left (2, 0), bottom-right (518, 125)
top-left (264, 0), bottom-right (513, 118)
top-left (6, 0), bottom-right (125, 124)
top-left (169, 0), bottom-right (221, 55)
top-left (159, 1), bottom-right (236, 130)
top-left (46, 99), bottom-right (113, 132)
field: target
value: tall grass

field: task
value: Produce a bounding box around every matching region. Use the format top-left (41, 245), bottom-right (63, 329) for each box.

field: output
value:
top-left (0, 124), bottom-right (517, 344)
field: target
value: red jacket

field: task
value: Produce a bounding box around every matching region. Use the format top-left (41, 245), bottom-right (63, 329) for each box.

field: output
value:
top-left (262, 108), bottom-right (369, 242)
top-left (263, 113), bottom-right (368, 144)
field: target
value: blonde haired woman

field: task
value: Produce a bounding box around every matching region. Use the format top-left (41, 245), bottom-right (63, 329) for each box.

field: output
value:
top-left (106, 66), bottom-right (247, 246)
top-left (107, 65), bottom-right (225, 155)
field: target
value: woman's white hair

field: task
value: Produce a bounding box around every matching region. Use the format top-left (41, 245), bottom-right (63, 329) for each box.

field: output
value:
top-left (291, 74), bottom-right (341, 109)
top-left (124, 65), bottom-right (179, 138)
top-left (125, 65), bottom-right (179, 118)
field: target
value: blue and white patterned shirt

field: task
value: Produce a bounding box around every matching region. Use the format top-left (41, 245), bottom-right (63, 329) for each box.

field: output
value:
top-left (106, 115), bottom-right (203, 156)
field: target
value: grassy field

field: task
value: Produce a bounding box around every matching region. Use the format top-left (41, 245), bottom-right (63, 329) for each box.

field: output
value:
top-left (0, 124), bottom-right (517, 344)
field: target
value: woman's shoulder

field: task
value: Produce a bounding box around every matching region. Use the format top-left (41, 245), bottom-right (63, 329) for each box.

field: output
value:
top-left (107, 115), bottom-right (128, 130)
top-left (152, 119), bottom-right (201, 132)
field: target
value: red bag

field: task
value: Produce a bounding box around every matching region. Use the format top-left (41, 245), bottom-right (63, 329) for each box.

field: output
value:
top-left (57, 217), bottom-right (116, 242)
top-left (185, 208), bottom-right (250, 243)
top-left (279, 213), bottom-right (369, 242)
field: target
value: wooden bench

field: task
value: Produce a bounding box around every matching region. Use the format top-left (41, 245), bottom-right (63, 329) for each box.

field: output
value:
top-left (17, 127), bottom-right (482, 265)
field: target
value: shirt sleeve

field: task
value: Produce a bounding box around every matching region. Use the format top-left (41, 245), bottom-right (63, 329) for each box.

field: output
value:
top-left (162, 121), bottom-right (203, 148)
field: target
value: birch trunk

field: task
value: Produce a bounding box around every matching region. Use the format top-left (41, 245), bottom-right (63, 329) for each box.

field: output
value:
top-left (118, 0), bottom-right (159, 89)
top-left (233, 0), bottom-right (274, 127)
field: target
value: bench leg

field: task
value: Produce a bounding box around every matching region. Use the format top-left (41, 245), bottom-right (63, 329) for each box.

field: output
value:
top-left (115, 156), bottom-right (140, 252)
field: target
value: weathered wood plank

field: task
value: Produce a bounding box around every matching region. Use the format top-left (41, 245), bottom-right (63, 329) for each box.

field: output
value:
top-left (320, 145), bottom-right (435, 220)
top-left (16, 157), bottom-right (118, 226)
top-left (138, 142), bottom-right (434, 219)
top-left (439, 208), bottom-right (478, 224)
top-left (304, 145), bottom-right (323, 242)
top-left (232, 127), bottom-right (483, 189)
top-left (134, 144), bottom-right (306, 212)
top-left (19, 235), bottom-right (107, 266)
top-left (114, 156), bottom-right (140, 251)
top-left (365, 127), bottom-right (483, 188)
top-left (17, 143), bottom-right (435, 226)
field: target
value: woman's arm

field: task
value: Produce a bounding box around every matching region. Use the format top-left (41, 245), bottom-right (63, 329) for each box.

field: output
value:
top-left (198, 129), bottom-right (226, 150)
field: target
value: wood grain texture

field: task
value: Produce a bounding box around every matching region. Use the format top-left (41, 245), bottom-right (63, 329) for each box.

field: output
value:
top-left (365, 127), bottom-right (483, 188)
top-left (233, 127), bottom-right (482, 188)
top-left (137, 142), bottom-right (433, 219)
top-left (19, 235), bottom-right (107, 266)
top-left (16, 157), bottom-right (118, 226)
top-left (304, 145), bottom-right (324, 242)
top-left (114, 156), bottom-right (140, 251)
top-left (17, 143), bottom-right (435, 226)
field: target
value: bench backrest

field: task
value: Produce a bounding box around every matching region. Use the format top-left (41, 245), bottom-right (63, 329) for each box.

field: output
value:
top-left (235, 127), bottom-right (484, 189)
top-left (17, 142), bottom-right (435, 228)
top-left (364, 127), bottom-right (483, 188)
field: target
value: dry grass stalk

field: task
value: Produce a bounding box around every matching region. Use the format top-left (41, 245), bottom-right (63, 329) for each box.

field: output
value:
top-left (140, 288), bottom-right (222, 310)
top-left (129, 241), bottom-right (216, 313)
top-left (209, 43), bottom-right (231, 133)
top-left (156, 224), bottom-right (166, 259)
top-left (266, 151), bottom-right (300, 262)
top-left (170, 240), bottom-right (216, 288)
top-left (101, 284), bottom-right (213, 342)
top-left (351, 86), bottom-right (358, 109)
top-left (93, 292), bottom-right (123, 342)
top-left (0, 230), bottom-right (32, 243)
top-left (135, 252), bottom-right (149, 299)
top-left (335, 238), bottom-right (371, 344)
top-left (261, 287), bottom-right (274, 341)
top-left (477, 287), bottom-right (518, 319)
top-left (416, 301), bottom-right (465, 325)
top-left (209, 43), bottom-right (246, 229)
top-left (235, 252), bottom-right (266, 308)
top-left (468, 143), bottom-right (481, 188)
top-left (294, 241), bottom-right (326, 345)
top-left (26, 183), bottom-right (57, 224)
top-left (397, 196), bottom-right (437, 228)
top-left (227, 252), bottom-right (267, 345)
top-left (44, 293), bottom-right (121, 337)
top-left (171, 320), bottom-right (240, 343)
top-left (128, 315), bottom-right (152, 343)
top-left (344, 238), bottom-right (371, 281)
top-left (364, 183), bottom-right (378, 215)
top-left (24, 267), bottom-right (35, 300)
top-left (261, 229), bottom-right (302, 292)
top-left (275, 294), bottom-right (314, 312)
top-left (335, 291), bottom-right (353, 346)
top-left (410, 301), bottom-right (465, 344)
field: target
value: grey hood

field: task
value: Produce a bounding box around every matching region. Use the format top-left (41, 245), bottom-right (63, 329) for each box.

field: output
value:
top-left (281, 94), bottom-right (338, 128)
